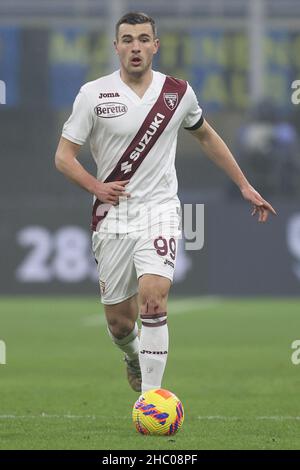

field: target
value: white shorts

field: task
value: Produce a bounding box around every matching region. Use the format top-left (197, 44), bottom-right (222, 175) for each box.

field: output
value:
top-left (92, 230), bottom-right (180, 305)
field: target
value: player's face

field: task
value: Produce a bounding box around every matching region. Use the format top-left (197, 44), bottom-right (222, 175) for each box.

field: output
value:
top-left (114, 23), bottom-right (159, 77)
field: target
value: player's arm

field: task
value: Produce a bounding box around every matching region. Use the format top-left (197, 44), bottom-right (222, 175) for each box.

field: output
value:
top-left (189, 119), bottom-right (277, 222)
top-left (54, 136), bottom-right (130, 205)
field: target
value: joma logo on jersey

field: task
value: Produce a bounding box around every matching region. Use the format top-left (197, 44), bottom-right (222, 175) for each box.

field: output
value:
top-left (94, 102), bottom-right (128, 118)
top-left (99, 92), bottom-right (120, 99)
top-left (121, 112), bottom-right (165, 174)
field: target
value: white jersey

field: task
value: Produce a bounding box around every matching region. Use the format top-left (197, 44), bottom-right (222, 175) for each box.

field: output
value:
top-left (62, 70), bottom-right (203, 233)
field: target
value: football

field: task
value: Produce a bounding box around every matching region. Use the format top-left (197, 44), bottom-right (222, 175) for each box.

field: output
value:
top-left (132, 388), bottom-right (184, 435)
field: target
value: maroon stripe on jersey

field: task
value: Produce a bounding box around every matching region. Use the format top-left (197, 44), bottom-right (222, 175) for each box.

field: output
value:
top-left (141, 319), bottom-right (167, 327)
top-left (140, 312), bottom-right (167, 319)
top-left (91, 76), bottom-right (187, 231)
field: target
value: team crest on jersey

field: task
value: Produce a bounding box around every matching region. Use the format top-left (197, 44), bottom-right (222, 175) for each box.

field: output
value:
top-left (163, 93), bottom-right (178, 111)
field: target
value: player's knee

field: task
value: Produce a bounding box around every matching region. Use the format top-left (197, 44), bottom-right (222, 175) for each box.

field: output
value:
top-left (139, 276), bottom-right (170, 311)
top-left (140, 293), bottom-right (168, 315)
top-left (107, 317), bottom-right (135, 339)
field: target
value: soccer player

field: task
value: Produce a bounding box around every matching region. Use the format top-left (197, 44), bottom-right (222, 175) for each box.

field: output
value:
top-left (55, 12), bottom-right (276, 393)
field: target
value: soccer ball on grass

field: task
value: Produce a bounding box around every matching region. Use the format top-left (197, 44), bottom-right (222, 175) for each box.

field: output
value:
top-left (132, 388), bottom-right (184, 435)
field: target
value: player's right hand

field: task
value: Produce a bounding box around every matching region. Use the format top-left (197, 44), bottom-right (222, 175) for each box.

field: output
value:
top-left (94, 180), bottom-right (131, 205)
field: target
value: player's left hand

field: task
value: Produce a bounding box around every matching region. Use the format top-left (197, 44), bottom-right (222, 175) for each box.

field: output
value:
top-left (241, 185), bottom-right (277, 223)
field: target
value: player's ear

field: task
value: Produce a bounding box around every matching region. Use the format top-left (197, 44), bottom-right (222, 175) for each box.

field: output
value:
top-left (113, 39), bottom-right (119, 55)
top-left (153, 38), bottom-right (160, 55)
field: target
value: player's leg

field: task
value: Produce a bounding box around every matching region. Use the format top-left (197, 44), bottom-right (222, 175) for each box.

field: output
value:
top-left (138, 274), bottom-right (171, 392)
top-left (134, 230), bottom-right (179, 392)
top-left (104, 295), bottom-right (142, 392)
top-left (138, 273), bottom-right (173, 394)
top-left (104, 294), bottom-right (139, 355)
top-left (92, 233), bottom-right (141, 391)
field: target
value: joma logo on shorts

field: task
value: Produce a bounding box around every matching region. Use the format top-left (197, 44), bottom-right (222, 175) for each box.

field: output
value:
top-left (164, 259), bottom-right (174, 269)
top-left (94, 102), bottom-right (128, 118)
top-left (121, 112), bottom-right (165, 174)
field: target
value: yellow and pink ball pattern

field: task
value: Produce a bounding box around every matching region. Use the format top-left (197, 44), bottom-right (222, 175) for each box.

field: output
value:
top-left (132, 388), bottom-right (184, 436)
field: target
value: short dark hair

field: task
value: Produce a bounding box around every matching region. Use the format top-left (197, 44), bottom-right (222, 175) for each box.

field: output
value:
top-left (115, 12), bottom-right (157, 39)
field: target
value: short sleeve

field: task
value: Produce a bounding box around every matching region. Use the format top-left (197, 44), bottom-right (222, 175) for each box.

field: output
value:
top-left (183, 83), bottom-right (204, 131)
top-left (62, 87), bottom-right (94, 145)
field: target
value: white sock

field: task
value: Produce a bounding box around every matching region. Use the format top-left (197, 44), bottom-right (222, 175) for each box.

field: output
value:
top-left (107, 322), bottom-right (139, 360)
top-left (139, 312), bottom-right (168, 392)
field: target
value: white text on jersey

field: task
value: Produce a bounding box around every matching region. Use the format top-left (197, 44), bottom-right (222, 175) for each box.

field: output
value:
top-left (121, 113), bottom-right (166, 175)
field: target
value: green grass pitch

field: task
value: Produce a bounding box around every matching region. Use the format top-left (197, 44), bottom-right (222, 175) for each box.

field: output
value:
top-left (0, 296), bottom-right (299, 450)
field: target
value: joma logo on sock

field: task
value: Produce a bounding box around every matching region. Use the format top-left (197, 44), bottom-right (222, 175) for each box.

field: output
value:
top-left (140, 350), bottom-right (168, 355)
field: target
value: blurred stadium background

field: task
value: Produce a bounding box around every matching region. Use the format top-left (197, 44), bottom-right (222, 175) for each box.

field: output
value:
top-left (0, 0), bottom-right (300, 451)
top-left (1, 0), bottom-right (300, 296)
top-left (0, 0), bottom-right (300, 295)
